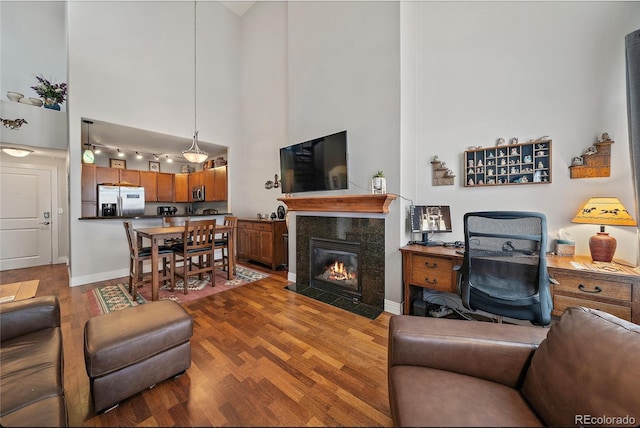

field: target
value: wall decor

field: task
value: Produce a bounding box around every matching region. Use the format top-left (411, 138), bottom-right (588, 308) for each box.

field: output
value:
top-left (0, 117), bottom-right (28, 130)
top-left (569, 133), bottom-right (613, 179)
top-left (431, 155), bottom-right (455, 186)
top-left (464, 139), bottom-right (552, 186)
top-left (149, 161), bottom-right (160, 172)
top-left (110, 158), bottom-right (126, 169)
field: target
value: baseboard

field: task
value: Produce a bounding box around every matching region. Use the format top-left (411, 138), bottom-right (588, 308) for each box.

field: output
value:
top-left (384, 299), bottom-right (402, 315)
top-left (70, 267), bottom-right (128, 287)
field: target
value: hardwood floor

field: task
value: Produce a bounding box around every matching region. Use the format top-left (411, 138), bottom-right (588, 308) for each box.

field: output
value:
top-left (0, 262), bottom-right (393, 427)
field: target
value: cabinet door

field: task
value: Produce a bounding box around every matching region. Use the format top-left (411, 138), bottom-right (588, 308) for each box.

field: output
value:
top-left (204, 169), bottom-right (215, 202)
top-left (157, 173), bottom-right (174, 202)
top-left (258, 230), bottom-right (273, 263)
top-left (81, 164), bottom-right (97, 202)
top-left (174, 173), bottom-right (189, 202)
top-left (119, 169), bottom-right (140, 185)
top-left (237, 222), bottom-right (251, 258)
top-left (213, 166), bottom-right (227, 201)
top-left (96, 167), bottom-right (119, 185)
top-left (139, 171), bottom-right (158, 202)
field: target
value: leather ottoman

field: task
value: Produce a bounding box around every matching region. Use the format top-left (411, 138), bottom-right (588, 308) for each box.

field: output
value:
top-left (84, 300), bottom-right (193, 413)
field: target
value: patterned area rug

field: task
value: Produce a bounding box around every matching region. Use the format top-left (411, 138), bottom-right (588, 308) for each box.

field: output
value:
top-left (86, 265), bottom-right (269, 316)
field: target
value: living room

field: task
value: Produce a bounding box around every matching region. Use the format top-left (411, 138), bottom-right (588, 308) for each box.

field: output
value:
top-left (2, 1), bottom-right (640, 426)
top-left (2, 1), bottom-right (639, 314)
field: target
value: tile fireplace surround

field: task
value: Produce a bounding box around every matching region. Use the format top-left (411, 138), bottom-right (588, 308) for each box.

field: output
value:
top-left (296, 215), bottom-right (386, 313)
top-left (279, 194), bottom-right (397, 317)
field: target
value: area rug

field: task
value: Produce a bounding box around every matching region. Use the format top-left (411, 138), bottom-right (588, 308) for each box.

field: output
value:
top-left (86, 265), bottom-right (269, 316)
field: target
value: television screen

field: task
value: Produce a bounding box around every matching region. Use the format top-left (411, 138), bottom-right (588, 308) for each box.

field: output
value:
top-left (410, 205), bottom-right (452, 233)
top-left (279, 130), bottom-right (348, 193)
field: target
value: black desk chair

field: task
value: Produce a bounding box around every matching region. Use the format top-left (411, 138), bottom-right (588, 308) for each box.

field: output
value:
top-left (457, 211), bottom-right (552, 326)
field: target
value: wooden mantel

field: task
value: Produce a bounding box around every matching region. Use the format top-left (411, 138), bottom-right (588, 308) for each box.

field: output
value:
top-left (277, 194), bottom-right (397, 214)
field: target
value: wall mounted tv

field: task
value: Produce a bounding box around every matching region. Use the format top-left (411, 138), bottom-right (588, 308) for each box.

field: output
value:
top-left (279, 130), bottom-right (348, 193)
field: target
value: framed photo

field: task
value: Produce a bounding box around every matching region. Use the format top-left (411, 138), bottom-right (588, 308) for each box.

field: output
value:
top-left (149, 161), bottom-right (160, 172)
top-left (110, 158), bottom-right (126, 169)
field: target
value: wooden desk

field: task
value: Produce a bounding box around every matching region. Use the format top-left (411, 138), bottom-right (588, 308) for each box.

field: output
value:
top-left (134, 224), bottom-right (236, 301)
top-left (399, 244), bottom-right (640, 324)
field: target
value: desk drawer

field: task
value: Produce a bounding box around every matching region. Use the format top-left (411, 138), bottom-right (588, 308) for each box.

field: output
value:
top-left (410, 255), bottom-right (454, 291)
top-left (551, 272), bottom-right (632, 302)
top-left (553, 294), bottom-right (631, 321)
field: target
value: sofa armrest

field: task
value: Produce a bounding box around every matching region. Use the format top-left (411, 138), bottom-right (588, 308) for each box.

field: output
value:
top-left (388, 315), bottom-right (549, 388)
top-left (0, 296), bottom-right (61, 342)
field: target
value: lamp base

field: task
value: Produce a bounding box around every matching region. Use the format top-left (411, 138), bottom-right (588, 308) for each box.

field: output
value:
top-left (589, 232), bottom-right (617, 262)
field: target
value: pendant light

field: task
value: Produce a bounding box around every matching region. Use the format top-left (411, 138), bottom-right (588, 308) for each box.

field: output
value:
top-left (182, 1), bottom-right (208, 164)
top-left (82, 120), bottom-right (95, 164)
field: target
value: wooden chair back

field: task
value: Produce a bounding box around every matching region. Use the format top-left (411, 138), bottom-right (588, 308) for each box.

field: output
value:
top-left (182, 219), bottom-right (216, 252)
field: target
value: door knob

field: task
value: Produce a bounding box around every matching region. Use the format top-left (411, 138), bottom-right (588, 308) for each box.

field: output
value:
top-left (39, 221), bottom-right (51, 225)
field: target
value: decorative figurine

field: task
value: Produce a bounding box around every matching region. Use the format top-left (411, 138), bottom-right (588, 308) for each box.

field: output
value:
top-left (524, 155), bottom-right (532, 163)
top-left (468, 159), bottom-right (474, 167)
top-left (597, 132), bottom-right (611, 142)
top-left (571, 156), bottom-right (584, 166)
top-left (510, 137), bottom-right (519, 145)
top-left (477, 159), bottom-right (483, 167)
top-left (468, 178), bottom-right (474, 186)
top-left (583, 146), bottom-right (598, 156)
top-left (538, 161), bottom-right (544, 169)
top-left (510, 147), bottom-right (519, 156)
top-left (497, 137), bottom-right (506, 146)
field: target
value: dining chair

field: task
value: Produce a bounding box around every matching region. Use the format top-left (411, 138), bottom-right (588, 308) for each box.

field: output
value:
top-left (162, 216), bottom-right (189, 247)
top-left (123, 221), bottom-right (175, 299)
top-left (214, 216), bottom-right (238, 275)
top-left (172, 219), bottom-right (216, 294)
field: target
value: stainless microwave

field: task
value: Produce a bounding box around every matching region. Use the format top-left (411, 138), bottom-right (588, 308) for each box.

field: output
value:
top-left (192, 185), bottom-right (205, 201)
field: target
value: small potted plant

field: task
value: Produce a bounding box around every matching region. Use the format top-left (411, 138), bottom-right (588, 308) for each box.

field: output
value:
top-left (372, 170), bottom-right (386, 194)
top-left (30, 75), bottom-right (67, 110)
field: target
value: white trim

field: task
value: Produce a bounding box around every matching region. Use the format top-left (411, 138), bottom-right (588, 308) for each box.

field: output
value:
top-left (287, 271), bottom-right (296, 283)
top-left (384, 299), bottom-right (402, 315)
top-left (69, 267), bottom-right (128, 287)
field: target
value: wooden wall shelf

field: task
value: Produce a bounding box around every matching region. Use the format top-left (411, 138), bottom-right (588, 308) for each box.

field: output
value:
top-left (277, 194), bottom-right (397, 214)
top-left (569, 140), bottom-right (613, 179)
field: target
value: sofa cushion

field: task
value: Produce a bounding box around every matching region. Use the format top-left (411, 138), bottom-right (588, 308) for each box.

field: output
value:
top-left (390, 365), bottom-right (543, 427)
top-left (0, 328), bottom-right (63, 416)
top-left (0, 396), bottom-right (67, 428)
top-left (522, 307), bottom-right (640, 426)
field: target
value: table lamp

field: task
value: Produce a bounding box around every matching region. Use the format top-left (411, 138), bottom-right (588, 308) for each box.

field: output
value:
top-left (571, 197), bottom-right (637, 262)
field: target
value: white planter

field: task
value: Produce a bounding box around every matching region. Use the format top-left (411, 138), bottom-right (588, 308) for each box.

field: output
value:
top-left (371, 177), bottom-right (386, 194)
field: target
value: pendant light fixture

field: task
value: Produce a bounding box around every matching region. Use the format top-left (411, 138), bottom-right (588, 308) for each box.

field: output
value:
top-left (82, 120), bottom-right (95, 164)
top-left (182, 1), bottom-right (208, 164)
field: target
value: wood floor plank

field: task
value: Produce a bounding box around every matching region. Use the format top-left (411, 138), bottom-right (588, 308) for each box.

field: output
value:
top-left (0, 262), bottom-right (393, 427)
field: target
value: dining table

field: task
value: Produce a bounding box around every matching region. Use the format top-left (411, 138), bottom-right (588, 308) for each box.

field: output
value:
top-left (133, 224), bottom-right (237, 301)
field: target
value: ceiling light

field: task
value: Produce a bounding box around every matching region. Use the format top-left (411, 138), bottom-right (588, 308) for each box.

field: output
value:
top-left (166, 155), bottom-right (173, 163)
top-left (82, 120), bottom-right (95, 164)
top-left (117, 149), bottom-right (125, 157)
top-left (153, 154), bottom-right (159, 161)
top-left (2, 147), bottom-right (33, 157)
top-left (182, 1), bottom-right (209, 164)
top-left (136, 151), bottom-right (143, 159)
top-left (94, 145), bottom-right (101, 154)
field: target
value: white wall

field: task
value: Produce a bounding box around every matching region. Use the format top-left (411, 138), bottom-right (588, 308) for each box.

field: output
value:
top-left (236, 1), bottom-right (289, 218)
top-left (67, 1), bottom-right (242, 285)
top-left (407, 1), bottom-right (640, 264)
top-left (285, 1), bottom-right (403, 306)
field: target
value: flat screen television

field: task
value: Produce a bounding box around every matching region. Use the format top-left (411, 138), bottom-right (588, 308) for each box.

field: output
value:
top-left (410, 205), bottom-right (452, 245)
top-left (279, 130), bottom-right (348, 193)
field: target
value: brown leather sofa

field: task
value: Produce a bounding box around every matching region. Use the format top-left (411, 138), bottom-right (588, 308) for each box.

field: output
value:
top-left (388, 307), bottom-right (640, 427)
top-left (0, 296), bottom-right (68, 427)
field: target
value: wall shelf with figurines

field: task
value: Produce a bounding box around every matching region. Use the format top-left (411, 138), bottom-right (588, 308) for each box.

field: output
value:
top-left (569, 132), bottom-right (613, 179)
top-left (464, 137), bottom-right (552, 187)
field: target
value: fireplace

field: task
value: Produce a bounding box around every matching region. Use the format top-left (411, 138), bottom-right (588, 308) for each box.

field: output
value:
top-left (292, 216), bottom-right (385, 318)
top-left (310, 238), bottom-right (361, 299)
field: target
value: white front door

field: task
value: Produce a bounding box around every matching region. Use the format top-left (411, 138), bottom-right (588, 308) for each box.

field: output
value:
top-left (0, 165), bottom-right (53, 270)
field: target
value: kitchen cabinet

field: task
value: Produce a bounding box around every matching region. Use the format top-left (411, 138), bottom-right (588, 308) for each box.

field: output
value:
top-left (204, 166), bottom-right (228, 202)
top-left (157, 173), bottom-right (174, 202)
top-left (237, 219), bottom-right (286, 270)
top-left (139, 171), bottom-right (157, 202)
top-left (95, 167), bottom-right (139, 186)
top-left (174, 173), bottom-right (189, 203)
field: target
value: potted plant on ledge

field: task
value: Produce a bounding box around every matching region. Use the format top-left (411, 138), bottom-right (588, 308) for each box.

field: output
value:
top-left (31, 75), bottom-right (67, 110)
top-left (372, 170), bottom-right (387, 194)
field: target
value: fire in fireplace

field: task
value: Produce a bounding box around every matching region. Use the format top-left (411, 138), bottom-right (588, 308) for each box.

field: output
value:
top-left (310, 237), bottom-right (361, 299)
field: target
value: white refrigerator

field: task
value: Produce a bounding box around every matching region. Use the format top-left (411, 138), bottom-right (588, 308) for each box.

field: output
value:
top-left (97, 185), bottom-right (145, 216)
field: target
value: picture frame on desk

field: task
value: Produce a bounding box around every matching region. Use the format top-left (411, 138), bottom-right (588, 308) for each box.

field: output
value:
top-left (110, 158), bottom-right (126, 169)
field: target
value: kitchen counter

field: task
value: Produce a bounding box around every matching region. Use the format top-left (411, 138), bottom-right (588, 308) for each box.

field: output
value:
top-left (79, 213), bottom-right (233, 220)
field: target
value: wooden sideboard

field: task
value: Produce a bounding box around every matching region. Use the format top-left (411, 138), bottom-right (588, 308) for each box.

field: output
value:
top-left (237, 219), bottom-right (287, 270)
top-left (400, 244), bottom-right (640, 324)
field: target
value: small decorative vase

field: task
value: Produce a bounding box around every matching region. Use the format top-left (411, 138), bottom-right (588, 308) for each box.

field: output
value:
top-left (44, 102), bottom-right (61, 111)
